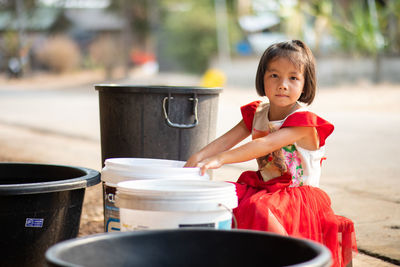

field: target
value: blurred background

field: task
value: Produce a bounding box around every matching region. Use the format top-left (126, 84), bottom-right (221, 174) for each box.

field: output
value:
top-left (0, 0), bottom-right (399, 86)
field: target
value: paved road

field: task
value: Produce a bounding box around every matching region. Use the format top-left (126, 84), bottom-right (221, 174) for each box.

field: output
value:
top-left (0, 69), bottom-right (399, 266)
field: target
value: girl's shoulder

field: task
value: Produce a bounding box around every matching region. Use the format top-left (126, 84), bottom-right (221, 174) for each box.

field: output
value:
top-left (240, 100), bottom-right (270, 116)
top-left (240, 100), bottom-right (262, 113)
top-left (282, 110), bottom-right (334, 147)
top-left (240, 100), bottom-right (263, 132)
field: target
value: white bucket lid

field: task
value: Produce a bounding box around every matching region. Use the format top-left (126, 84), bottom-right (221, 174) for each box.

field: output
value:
top-left (101, 158), bottom-right (208, 185)
top-left (115, 179), bottom-right (238, 212)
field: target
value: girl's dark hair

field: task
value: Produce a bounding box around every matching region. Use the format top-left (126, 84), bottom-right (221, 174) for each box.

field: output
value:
top-left (255, 40), bottom-right (316, 105)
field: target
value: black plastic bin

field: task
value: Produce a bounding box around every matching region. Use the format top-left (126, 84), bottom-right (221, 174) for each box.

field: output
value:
top-left (46, 229), bottom-right (332, 267)
top-left (0, 162), bottom-right (100, 267)
top-left (95, 85), bottom-right (223, 165)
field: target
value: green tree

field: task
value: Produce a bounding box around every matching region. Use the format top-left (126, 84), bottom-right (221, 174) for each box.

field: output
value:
top-left (303, 0), bottom-right (333, 56)
top-left (332, 1), bottom-right (384, 55)
top-left (159, 2), bottom-right (217, 73)
top-left (159, 0), bottom-right (240, 73)
top-left (381, 0), bottom-right (400, 54)
top-left (109, 0), bottom-right (240, 74)
top-left (331, 0), bottom-right (386, 82)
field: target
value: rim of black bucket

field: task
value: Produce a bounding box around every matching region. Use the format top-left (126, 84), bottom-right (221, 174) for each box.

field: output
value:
top-left (45, 229), bottom-right (332, 267)
top-left (0, 163), bottom-right (100, 195)
top-left (94, 84), bottom-right (223, 94)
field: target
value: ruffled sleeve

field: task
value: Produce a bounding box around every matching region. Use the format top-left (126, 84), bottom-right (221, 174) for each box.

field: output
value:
top-left (281, 111), bottom-right (334, 147)
top-left (240, 101), bottom-right (261, 132)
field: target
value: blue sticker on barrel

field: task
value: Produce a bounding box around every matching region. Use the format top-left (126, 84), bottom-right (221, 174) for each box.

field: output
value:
top-left (217, 219), bottom-right (232, 230)
top-left (25, 218), bottom-right (44, 228)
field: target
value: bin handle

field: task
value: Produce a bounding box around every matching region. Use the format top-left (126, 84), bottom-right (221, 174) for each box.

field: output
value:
top-left (218, 203), bottom-right (238, 229)
top-left (162, 95), bottom-right (199, 129)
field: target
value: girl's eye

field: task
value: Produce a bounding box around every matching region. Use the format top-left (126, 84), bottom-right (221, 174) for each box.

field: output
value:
top-left (290, 76), bottom-right (299, 80)
top-left (271, 74), bottom-right (278, 78)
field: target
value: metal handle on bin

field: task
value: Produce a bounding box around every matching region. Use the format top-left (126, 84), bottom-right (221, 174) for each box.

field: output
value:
top-left (162, 95), bottom-right (199, 129)
top-left (218, 203), bottom-right (238, 229)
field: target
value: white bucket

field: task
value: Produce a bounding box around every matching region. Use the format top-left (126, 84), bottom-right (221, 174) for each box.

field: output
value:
top-left (101, 158), bottom-right (208, 232)
top-left (115, 179), bottom-right (238, 231)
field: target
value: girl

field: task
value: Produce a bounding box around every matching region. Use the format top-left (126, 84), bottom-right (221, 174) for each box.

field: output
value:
top-left (185, 40), bottom-right (356, 267)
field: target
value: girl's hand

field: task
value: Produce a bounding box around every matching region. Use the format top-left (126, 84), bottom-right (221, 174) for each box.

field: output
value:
top-left (197, 155), bottom-right (224, 175)
top-left (184, 120), bottom-right (249, 169)
top-left (184, 153), bottom-right (202, 167)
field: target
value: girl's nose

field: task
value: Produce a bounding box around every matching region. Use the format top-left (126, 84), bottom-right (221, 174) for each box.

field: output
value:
top-left (278, 80), bottom-right (288, 90)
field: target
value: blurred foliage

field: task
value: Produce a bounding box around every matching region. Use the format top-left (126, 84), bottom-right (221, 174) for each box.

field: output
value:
top-left (381, 0), bottom-right (400, 54)
top-left (274, 0), bottom-right (399, 82)
top-left (278, 1), bottom-right (306, 41)
top-left (302, 0), bottom-right (333, 56)
top-left (159, 1), bottom-right (217, 73)
top-left (109, 0), bottom-right (241, 74)
top-left (0, 31), bottom-right (20, 57)
top-left (1, 0), bottom-right (399, 76)
top-left (35, 35), bottom-right (81, 73)
top-left (331, 0), bottom-right (385, 56)
top-left (89, 34), bottom-right (123, 79)
top-left (272, 0), bottom-right (400, 57)
top-left (109, 0), bottom-right (151, 43)
top-left (160, 0), bottom-right (241, 73)
top-left (0, 0), bottom-right (36, 11)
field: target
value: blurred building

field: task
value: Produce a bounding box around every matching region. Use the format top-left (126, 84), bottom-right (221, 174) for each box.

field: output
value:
top-left (0, 2), bottom-right (124, 72)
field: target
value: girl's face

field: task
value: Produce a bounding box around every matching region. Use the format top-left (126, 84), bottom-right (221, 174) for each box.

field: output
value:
top-left (263, 57), bottom-right (305, 108)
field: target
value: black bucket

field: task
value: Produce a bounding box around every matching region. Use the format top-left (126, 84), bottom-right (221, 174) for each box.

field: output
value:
top-left (0, 162), bottom-right (100, 267)
top-left (46, 229), bottom-right (332, 267)
top-left (95, 85), bottom-right (223, 165)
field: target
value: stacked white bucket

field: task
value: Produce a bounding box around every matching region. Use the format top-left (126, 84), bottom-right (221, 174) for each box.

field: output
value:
top-left (101, 158), bottom-right (237, 232)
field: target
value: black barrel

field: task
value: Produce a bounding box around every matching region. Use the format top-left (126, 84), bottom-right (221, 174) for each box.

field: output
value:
top-left (95, 85), bottom-right (223, 165)
top-left (46, 229), bottom-right (332, 267)
top-left (0, 162), bottom-right (100, 267)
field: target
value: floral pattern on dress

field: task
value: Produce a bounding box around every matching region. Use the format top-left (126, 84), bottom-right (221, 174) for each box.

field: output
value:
top-left (282, 144), bottom-right (304, 187)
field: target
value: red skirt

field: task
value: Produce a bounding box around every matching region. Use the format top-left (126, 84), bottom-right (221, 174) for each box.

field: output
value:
top-left (232, 171), bottom-right (357, 267)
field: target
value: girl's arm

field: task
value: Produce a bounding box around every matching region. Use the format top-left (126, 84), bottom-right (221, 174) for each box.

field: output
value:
top-left (184, 120), bottom-right (250, 167)
top-left (197, 126), bottom-right (315, 175)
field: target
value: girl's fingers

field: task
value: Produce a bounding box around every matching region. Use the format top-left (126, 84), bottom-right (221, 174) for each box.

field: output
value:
top-left (184, 161), bottom-right (194, 167)
top-left (201, 165), bottom-right (209, 176)
top-left (197, 162), bottom-right (207, 176)
top-left (184, 154), bottom-right (202, 168)
top-left (198, 160), bottom-right (219, 175)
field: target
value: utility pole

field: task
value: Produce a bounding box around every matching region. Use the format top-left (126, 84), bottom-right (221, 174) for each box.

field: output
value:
top-left (15, 0), bottom-right (29, 75)
top-left (215, 0), bottom-right (231, 66)
top-left (120, 0), bottom-right (133, 78)
top-left (367, 0), bottom-right (383, 83)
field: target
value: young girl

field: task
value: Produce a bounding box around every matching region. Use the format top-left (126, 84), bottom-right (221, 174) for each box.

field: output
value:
top-left (185, 40), bottom-right (356, 267)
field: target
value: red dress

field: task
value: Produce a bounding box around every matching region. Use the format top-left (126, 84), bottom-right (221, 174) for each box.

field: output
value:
top-left (233, 101), bottom-right (357, 267)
